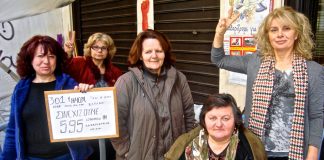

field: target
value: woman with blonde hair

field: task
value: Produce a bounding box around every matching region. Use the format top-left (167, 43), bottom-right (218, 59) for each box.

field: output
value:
top-left (211, 6), bottom-right (324, 159)
top-left (64, 32), bottom-right (122, 86)
top-left (64, 32), bottom-right (122, 159)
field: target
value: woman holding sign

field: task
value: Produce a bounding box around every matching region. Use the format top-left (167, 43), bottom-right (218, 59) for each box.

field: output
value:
top-left (64, 32), bottom-right (122, 159)
top-left (0, 35), bottom-right (94, 160)
top-left (211, 7), bottom-right (324, 159)
top-left (111, 29), bottom-right (196, 160)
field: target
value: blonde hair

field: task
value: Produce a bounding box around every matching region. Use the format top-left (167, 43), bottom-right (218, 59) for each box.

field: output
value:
top-left (83, 32), bottom-right (116, 60)
top-left (256, 7), bottom-right (314, 60)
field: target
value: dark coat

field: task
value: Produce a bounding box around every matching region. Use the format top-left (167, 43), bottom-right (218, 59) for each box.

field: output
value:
top-left (165, 126), bottom-right (267, 160)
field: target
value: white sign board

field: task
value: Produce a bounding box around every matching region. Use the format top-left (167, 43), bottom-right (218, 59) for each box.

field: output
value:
top-left (44, 87), bottom-right (119, 142)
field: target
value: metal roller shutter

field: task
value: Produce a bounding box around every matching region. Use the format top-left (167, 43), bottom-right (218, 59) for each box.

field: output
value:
top-left (74, 0), bottom-right (223, 104)
top-left (315, 0), bottom-right (324, 65)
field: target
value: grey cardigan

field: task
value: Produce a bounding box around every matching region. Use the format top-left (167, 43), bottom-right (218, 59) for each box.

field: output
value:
top-left (211, 47), bottom-right (324, 156)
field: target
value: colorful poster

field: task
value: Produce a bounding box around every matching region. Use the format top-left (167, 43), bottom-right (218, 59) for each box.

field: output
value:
top-left (219, 0), bottom-right (283, 108)
top-left (222, 0), bottom-right (275, 85)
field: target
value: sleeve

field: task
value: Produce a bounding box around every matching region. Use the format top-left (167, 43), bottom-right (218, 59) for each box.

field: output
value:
top-left (0, 87), bottom-right (18, 159)
top-left (308, 66), bottom-right (324, 148)
top-left (211, 47), bottom-right (252, 74)
top-left (62, 74), bottom-right (78, 90)
top-left (110, 75), bottom-right (131, 159)
top-left (64, 57), bottom-right (85, 82)
top-left (179, 72), bottom-right (196, 131)
top-left (109, 64), bottom-right (123, 86)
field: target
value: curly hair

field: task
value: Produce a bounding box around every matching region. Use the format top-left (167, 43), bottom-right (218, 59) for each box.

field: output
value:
top-left (255, 7), bottom-right (314, 60)
top-left (199, 93), bottom-right (243, 132)
top-left (16, 35), bottom-right (68, 78)
top-left (83, 32), bottom-right (116, 60)
top-left (128, 29), bottom-right (176, 68)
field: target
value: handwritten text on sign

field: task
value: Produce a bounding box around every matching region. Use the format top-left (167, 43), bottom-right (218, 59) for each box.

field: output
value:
top-left (45, 87), bottom-right (119, 142)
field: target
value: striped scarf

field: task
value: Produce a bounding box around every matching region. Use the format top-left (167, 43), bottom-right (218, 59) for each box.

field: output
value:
top-left (248, 55), bottom-right (308, 159)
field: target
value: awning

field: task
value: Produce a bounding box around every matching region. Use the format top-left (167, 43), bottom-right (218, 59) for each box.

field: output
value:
top-left (0, 0), bottom-right (74, 22)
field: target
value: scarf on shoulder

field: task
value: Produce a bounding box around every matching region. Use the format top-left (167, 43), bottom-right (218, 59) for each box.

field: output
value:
top-left (248, 55), bottom-right (308, 159)
top-left (185, 129), bottom-right (239, 160)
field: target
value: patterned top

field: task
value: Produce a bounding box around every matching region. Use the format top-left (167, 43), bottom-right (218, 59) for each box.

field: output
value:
top-left (95, 74), bottom-right (108, 87)
top-left (208, 143), bottom-right (229, 160)
top-left (264, 69), bottom-right (294, 157)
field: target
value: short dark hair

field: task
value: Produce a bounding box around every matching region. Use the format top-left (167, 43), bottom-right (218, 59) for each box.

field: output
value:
top-left (128, 29), bottom-right (175, 68)
top-left (16, 35), bottom-right (68, 78)
top-left (199, 93), bottom-right (243, 132)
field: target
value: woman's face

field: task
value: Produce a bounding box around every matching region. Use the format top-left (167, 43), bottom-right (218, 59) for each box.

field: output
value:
top-left (141, 38), bottom-right (165, 75)
top-left (268, 18), bottom-right (297, 53)
top-left (90, 40), bottom-right (108, 61)
top-left (32, 45), bottom-right (57, 78)
top-left (205, 106), bottom-right (235, 142)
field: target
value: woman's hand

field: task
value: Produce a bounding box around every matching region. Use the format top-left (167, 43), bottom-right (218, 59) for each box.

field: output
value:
top-left (74, 83), bottom-right (94, 92)
top-left (215, 6), bottom-right (240, 35)
top-left (306, 145), bottom-right (318, 160)
top-left (64, 40), bottom-right (74, 58)
top-left (213, 6), bottom-right (240, 48)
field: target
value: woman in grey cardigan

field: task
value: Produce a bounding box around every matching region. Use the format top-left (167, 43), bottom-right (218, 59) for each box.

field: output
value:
top-left (211, 7), bottom-right (324, 159)
top-left (111, 29), bottom-right (196, 160)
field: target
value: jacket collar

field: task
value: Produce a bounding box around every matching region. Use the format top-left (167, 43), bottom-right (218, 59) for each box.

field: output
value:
top-left (129, 65), bottom-right (177, 86)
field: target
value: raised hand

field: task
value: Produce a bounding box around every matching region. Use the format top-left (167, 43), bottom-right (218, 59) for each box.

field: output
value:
top-left (64, 31), bottom-right (76, 57)
top-left (213, 7), bottom-right (240, 48)
top-left (215, 6), bottom-right (240, 35)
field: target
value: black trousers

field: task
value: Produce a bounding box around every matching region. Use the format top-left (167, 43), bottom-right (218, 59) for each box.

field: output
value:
top-left (88, 139), bottom-right (116, 160)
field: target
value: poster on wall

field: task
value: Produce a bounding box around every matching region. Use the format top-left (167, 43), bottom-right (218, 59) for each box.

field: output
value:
top-left (219, 0), bottom-right (283, 108)
top-left (221, 0), bottom-right (277, 85)
top-left (137, 0), bottom-right (154, 33)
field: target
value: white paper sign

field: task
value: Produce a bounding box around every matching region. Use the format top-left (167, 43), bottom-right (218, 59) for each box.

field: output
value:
top-left (44, 87), bottom-right (119, 142)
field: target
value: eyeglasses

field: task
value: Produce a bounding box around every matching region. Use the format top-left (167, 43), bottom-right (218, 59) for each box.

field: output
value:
top-left (91, 46), bottom-right (108, 51)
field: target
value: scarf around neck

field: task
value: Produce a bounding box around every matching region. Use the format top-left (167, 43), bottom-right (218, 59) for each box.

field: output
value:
top-left (185, 129), bottom-right (239, 160)
top-left (248, 55), bottom-right (308, 159)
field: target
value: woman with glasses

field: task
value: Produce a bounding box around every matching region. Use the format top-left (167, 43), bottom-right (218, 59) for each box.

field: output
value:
top-left (64, 32), bottom-right (122, 87)
top-left (64, 32), bottom-right (122, 159)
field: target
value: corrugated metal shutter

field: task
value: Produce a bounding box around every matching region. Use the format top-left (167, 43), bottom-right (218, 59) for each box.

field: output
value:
top-left (154, 0), bottom-right (219, 104)
top-left (75, 0), bottom-right (137, 72)
top-left (74, 0), bottom-right (221, 104)
top-left (315, 0), bottom-right (324, 65)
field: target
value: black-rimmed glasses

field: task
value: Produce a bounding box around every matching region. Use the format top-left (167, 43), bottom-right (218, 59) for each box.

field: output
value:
top-left (91, 46), bottom-right (108, 51)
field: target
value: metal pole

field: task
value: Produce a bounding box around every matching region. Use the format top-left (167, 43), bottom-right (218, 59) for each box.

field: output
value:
top-left (99, 139), bottom-right (106, 160)
top-left (0, 61), bottom-right (19, 82)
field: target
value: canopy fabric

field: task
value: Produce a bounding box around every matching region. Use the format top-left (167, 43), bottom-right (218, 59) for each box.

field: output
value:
top-left (0, 0), bottom-right (74, 22)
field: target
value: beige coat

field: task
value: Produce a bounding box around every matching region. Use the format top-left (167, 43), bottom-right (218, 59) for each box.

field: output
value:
top-left (111, 66), bottom-right (196, 160)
